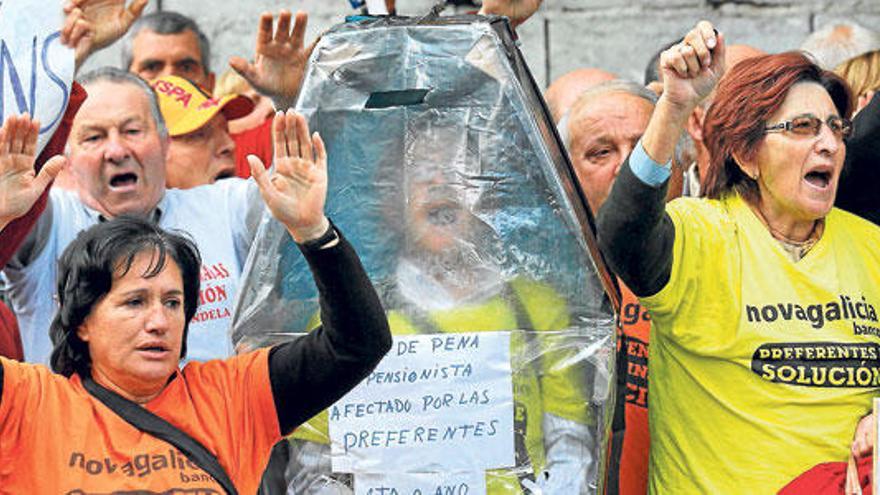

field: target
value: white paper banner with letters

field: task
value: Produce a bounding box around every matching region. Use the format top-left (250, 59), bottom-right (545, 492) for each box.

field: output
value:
top-left (330, 332), bottom-right (514, 474)
top-left (0, 0), bottom-right (74, 155)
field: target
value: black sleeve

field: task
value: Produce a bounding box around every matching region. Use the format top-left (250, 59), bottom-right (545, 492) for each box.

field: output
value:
top-left (267, 230), bottom-right (392, 435)
top-left (596, 157), bottom-right (676, 298)
top-left (836, 93), bottom-right (880, 226)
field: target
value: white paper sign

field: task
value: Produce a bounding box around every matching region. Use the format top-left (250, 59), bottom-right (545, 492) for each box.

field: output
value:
top-left (0, 0), bottom-right (74, 155)
top-left (330, 332), bottom-right (515, 473)
top-left (355, 472), bottom-right (485, 495)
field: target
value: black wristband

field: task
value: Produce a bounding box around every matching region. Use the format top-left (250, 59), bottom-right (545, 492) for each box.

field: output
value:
top-left (297, 220), bottom-right (339, 253)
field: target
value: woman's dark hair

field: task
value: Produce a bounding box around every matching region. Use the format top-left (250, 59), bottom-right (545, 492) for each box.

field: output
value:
top-left (702, 51), bottom-right (853, 201)
top-left (50, 216), bottom-right (202, 377)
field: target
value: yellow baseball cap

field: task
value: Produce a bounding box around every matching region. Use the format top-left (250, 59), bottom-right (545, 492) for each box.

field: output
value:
top-left (151, 75), bottom-right (254, 137)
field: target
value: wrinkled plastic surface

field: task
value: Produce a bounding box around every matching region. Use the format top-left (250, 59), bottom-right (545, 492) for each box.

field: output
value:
top-left (232, 15), bottom-right (616, 495)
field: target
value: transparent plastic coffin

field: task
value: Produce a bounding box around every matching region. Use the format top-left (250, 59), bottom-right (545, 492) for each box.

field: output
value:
top-left (232, 14), bottom-right (618, 495)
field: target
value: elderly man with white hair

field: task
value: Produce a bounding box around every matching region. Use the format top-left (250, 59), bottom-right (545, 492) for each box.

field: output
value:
top-left (559, 80), bottom-right (690, 213)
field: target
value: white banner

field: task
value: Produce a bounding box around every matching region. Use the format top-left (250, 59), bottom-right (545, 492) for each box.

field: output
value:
top-left (355, 472), bottom-right (485, 495)
top-left (0, 0), bottom-right (74, 155)
top-left (330, 332), bottom-right (515, 473)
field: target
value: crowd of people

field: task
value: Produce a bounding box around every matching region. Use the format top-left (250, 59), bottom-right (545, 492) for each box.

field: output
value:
top-left (1, 0), bottom-right (880, 493)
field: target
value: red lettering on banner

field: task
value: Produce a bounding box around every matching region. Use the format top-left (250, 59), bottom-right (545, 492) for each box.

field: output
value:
top-left (200, 263), bottom-right (231, 282)
top-left (198, 284), bottom-right (228, 305)
top-left (191, 307), bottom-right (231, 323)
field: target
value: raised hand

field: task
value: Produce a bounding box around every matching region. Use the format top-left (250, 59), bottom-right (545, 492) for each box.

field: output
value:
top-left (659, 20), bottom-right (726, 112)
top-left (248, 110), bottom-right (328, 243)
top-left (229, 10), bottom-right (316, 112)
top-left (0, 116), bottom-right (66, 231)
top-left (640, 21), bottom-right (725, 165)
top-left (479, 0), bottom-right (543, 29)
top-left (59, 2), bottom-right (94, 70)
top-left (62, 0), bottom-right (149, 68)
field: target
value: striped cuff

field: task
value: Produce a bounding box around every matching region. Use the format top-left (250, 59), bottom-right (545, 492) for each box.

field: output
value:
top-left (629, 139), bottom-right (672, 187)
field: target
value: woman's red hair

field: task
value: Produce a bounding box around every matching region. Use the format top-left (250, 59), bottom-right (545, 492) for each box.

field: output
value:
top-left (702, 51), bottom-right (852, 200)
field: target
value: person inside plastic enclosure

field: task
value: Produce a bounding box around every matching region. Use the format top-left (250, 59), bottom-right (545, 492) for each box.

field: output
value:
top-left (285, 162), bottom-right (596, 494)
top-left (0, 111), bottom-right (391, 492)
top-left (597, 20), bottom-right (880, 494)
top-left (396, 170), bottom-right (506, 304)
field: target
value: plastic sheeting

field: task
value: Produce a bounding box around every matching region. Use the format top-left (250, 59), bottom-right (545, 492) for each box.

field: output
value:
top-left (232, 15), bottom-right (617, 495)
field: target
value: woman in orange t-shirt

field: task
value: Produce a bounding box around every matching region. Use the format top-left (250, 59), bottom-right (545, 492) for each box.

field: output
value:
top-left (0, 112), bottom-right (391, 494)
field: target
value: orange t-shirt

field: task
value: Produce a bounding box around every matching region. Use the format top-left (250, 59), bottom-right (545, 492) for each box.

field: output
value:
top-left (615, 282), bottom-right (651, 495)
top-left (0, 348), bottom-right (280, 494)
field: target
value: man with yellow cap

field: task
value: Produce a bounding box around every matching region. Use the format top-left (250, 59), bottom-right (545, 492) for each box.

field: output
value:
top-left (124, 8), bottom-right (313, 181)
top-left (152, 75), bottom-right (253, 189)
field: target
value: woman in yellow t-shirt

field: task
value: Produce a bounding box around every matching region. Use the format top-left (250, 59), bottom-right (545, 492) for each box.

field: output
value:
top-left (597, 20), bottom-right (880, 495)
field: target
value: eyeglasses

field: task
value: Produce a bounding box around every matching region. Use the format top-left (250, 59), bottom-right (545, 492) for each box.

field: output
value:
top-left (764, 114), bottom-right (853, 140)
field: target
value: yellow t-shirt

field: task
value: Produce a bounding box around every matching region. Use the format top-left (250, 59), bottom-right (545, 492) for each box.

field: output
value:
top-left (0, 349), bottom-right (280, 494)
top-left (642, 194), bottom-right (880, 494)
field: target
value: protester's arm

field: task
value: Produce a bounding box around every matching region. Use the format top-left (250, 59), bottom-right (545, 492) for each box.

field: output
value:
top-left (597, 21), bottom-right (724, 298)
top-left (0, 83), bottom-right (87, 268)
top-left (0, 304), bottom-right (19, 404)
top-left (479, 0), bottom-right (542, 29)
top-left (62, 0), bottom-right (148, 70)
top-left (229, 10), bottom-right (316, 112)
top-left (541, 414), bottom-right (596, 493)
top-left (268, 231), bottom-right (390, 434)
top-left (2, 3), bottom-right (97, 263)
top-left (247, 110), bottom-right (391, 434)
top-left (597, 151), bottom-right (676, 297)
top-left (2, 3), bottom-right (92, 263)
top-left (0, 118), bottom-right (67, 240)
top-left (0, 303), bottom-right (23, 361)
